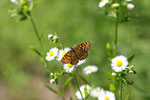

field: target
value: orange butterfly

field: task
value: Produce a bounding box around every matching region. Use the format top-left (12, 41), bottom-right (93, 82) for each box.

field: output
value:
top-left (61, 41), bottom-right (91, 65)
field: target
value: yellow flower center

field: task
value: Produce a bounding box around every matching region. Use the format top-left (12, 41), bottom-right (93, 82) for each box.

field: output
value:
top-left (82, 90), bottom-right (86, 94)
top-left (67, 63), bottom-right (73, 68)
top-left (102, 0), bottom-right (105, 3)
top-left (95, 91), bottom-right (100, 96)
top-left (116, 60), bottom-right (122, 67)
top-left (62, 52), bottom-right (66, 57)
top-left (87, 67), bottom-right (92, 71)
top-left (49, 51), bottom-right (54, 56)
top-left (104, 96), bottom-right (109, 100)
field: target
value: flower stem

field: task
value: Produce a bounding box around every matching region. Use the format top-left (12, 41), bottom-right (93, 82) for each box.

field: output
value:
top-left (28, 12), bottom-right (43, 53)
top-left (114, 9), bottom-right (119, 56)
top-left (120, 76), bottom-right (122, 100)
top-left (56, 83), bottom-right (65, 100)
top-left (74, 72), bottom-right (84, 100)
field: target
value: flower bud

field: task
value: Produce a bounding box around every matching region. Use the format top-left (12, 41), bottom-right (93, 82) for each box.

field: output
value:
top-left (111, 3), bottom-right (120, 8)
top-left (106, 43), bottom-right (111, 51)
top-left (50, 79), bottom-right (55, 85)
top-left (112, 72), bottom-right (116, 76)
top-left (129, 65), bottom-right (134, 69)
top-left (52, 35), bottom-right (58, 43)
top-left (23, 5), bottom-right (29, 11)
top-left (50, 73), bottom-right (54, 76)
top-left (129, 70), bottom-right (134, 74)
top-left (48, 34), bottom-right (53, 40)
top-left (127, 3), bottom-right (135, 10)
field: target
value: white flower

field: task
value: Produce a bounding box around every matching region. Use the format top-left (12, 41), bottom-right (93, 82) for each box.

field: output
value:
top-left (46, 47), bottom-right (58, 61)
top-left (63, 63), bottom-right (77, 72)
top-left (127, 3), bottom-right (135, 10)
top-left (98, 91), bottom-right (115, 100)
top-left (91, 87), bottom-right (104, 98)
top-left (111, 55), bottom-right (128, 72)
top-left (57, 48), bottom-right (70, 61)
top-left (77, 59), bottom-right (86, 66)
top-left (99, 0), bottom-right (109, 8)
top-left (111, 3), bottom-right (120, 8)
top-left (11, 0), bottom-right (19, 4)
top-left (76, 85), bottom-right (91, 100)
top-left (83, 65), bottom-right (98, 75)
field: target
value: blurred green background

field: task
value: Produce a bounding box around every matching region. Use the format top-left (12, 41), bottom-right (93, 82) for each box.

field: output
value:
top-left (0, 0), bottom-right (150, 100)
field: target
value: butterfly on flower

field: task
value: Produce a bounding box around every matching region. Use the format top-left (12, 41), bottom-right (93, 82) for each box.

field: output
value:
top-left (61, 41), bottom-right (91, 65)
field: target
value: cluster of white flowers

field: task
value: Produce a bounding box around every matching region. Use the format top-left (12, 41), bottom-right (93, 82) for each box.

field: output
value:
top-left (76, 86), bottom-right (115, 100)
top-left (46, 34), bottom-right (88, 73)
top-left (99, 0), bottom-right (135, 10)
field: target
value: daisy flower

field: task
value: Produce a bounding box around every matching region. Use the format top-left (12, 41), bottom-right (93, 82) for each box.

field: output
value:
top-left (127, 3), bottom-right (135, 10)
top-left (99, 0), bottom-right (109, 8)
top-left (63, 63), bottom-right (77, 73)
top-left (98, 91), bottom-right (115, 100)
top-left (76, 85), bottom-right (91, 100)
top-left (57, 48), bottom-right (70, 61)
top-left (46, 47), bottom-right (58, 61)
top-left (83, 65), bottom-right (98, 75)
top-left (111, 55), bottom-right (128, 72)
top-left (91, 87), bottom-right (104, 98)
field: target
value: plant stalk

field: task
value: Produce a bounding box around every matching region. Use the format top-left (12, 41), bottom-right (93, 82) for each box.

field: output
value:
top-left (120, 76), bottom-right (122, 100)
top-left (114, 9), bottom-right (119, 56)
top-left (29, 12), bottom-right (43, 53)
top-left (74, 73), bottom-right (84, 100)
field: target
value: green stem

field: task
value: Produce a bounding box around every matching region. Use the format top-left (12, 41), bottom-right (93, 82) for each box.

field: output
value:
top-left (74, 73), bottom-right (84, 100)
top-left (120, 76), bottom-right (122, 100)
top-left (56, 83), bottom-right (65, 100)
top-left (29, 12), bottom-right (43, 53)
top-left (114, 9), bottom-right (119, 56)
top-left (60, 92), bottom-right (65, 100)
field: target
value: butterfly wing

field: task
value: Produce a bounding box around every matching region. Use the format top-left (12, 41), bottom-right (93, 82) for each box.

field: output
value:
top-left (61, 49), bottom-right (78, 65)
top-left (70, 59), bottom-right (79, 65)
top-left (74, 41), bottom-right (91, 60)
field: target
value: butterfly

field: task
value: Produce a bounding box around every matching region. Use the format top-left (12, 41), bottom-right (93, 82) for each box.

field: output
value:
top-left (61, 41), bottom-right (91, 65)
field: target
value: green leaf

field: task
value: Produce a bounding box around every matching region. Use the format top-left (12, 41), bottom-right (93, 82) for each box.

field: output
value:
top-left (33, 1), bottom-right (40, 8)
top-left (128, 53), bottom-right (135, 63)
top-left (125, 94), bottom-right (129, 100)
top-left (19, 16), bottom-right (28, 21)
top-left (109, 83), bottom-right (116, 92)
top-left (100, 67), bottom-right (112, 76)
top-left (63, 77), bottom-right (72, 91)
top-left (79, 75), bottom-right (90, 85)
top-left (30, 45), bottom-right (43, 57)
top-left (41, 83), bottom-right (58, 94)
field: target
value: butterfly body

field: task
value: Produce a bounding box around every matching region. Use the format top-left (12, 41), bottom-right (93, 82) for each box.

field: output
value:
top-left (61, 41), bottom-right (91, 65)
